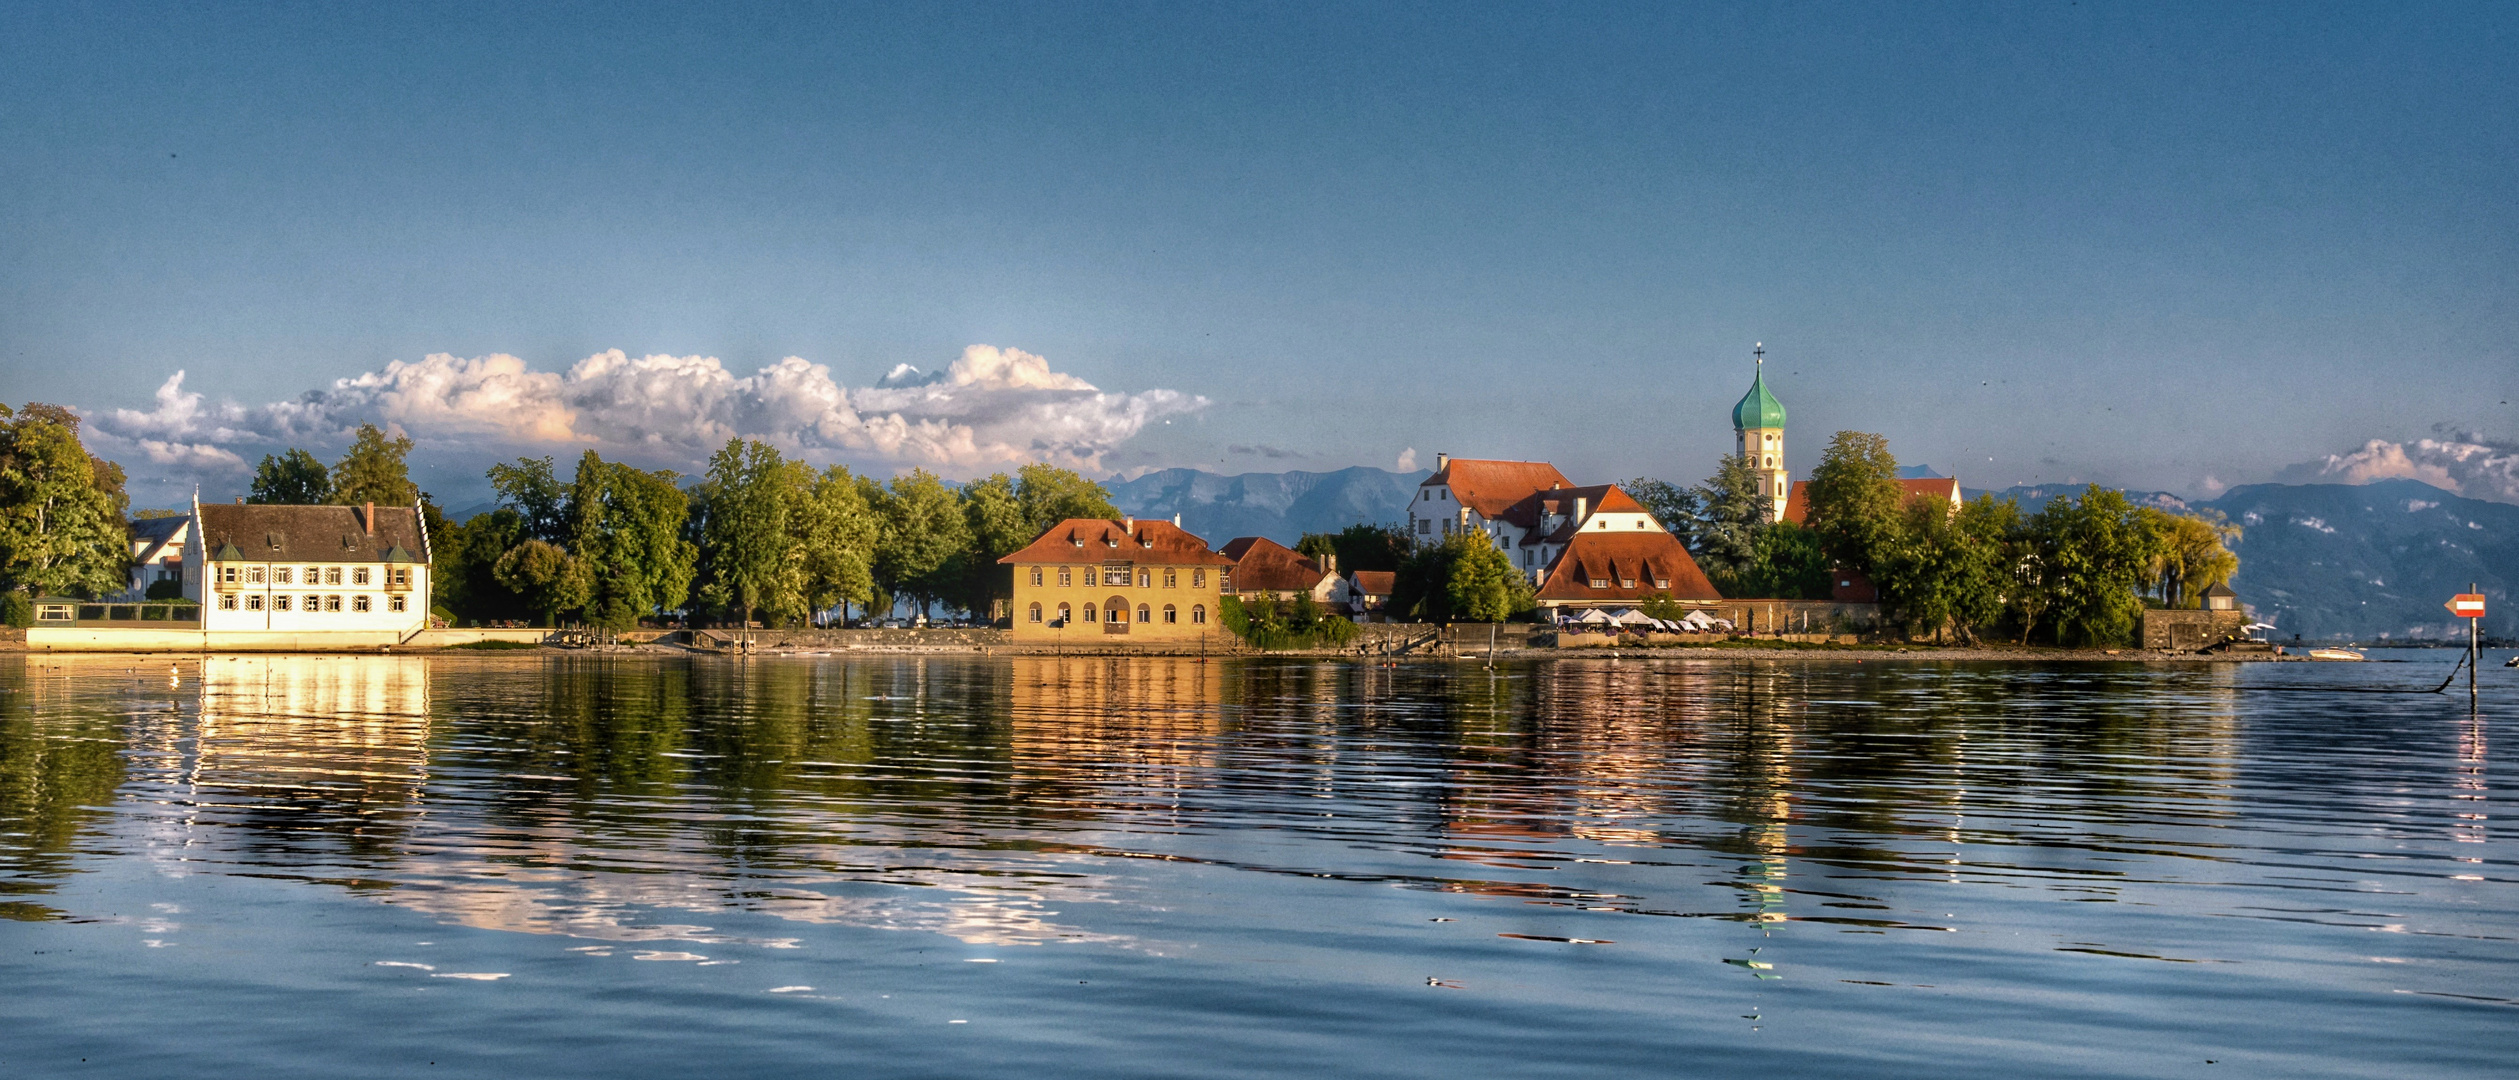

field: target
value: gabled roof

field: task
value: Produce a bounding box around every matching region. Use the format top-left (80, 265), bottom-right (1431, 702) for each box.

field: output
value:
top-left (1348, 570), bottom-right (1395, 596)
top-left (1422, 458), bottom-right (1574, 519)
top-left (128, 516), bottom-right (189, 545)
top-left (1535, 531), bottom-right (1722, 602)
top-left (195, 503), bottom-right (431, 565)
top-left (1781, 478), bottom-right (1964, 526)
top-left (998, 518), bottom-right (1234, 565)
top-left (1501, 484), bottom-right (1652, 540)
top-left (1218, 536), bottom-right (1332, 593)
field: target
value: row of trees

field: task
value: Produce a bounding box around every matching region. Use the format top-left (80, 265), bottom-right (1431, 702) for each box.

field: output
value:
top-left (436, 438), bottom-right (1121, 628)
top-left (1629, 432), bottom-right (2241, 645)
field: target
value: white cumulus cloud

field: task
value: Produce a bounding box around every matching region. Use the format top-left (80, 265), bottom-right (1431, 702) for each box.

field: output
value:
top-left (89, 345), bottom-right (1206, 487)
top-left (2276, 436), bottom-right (2519, 506)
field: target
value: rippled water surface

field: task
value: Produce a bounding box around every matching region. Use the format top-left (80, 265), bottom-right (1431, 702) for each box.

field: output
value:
top-left (3, 652), bottom-right (2514, 1078)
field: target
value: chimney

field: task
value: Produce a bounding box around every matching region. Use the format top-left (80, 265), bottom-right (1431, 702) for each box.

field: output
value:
top-left (235, 496), bottom-right (244, 505)
top-left (1172, 513), bottom-right (1181, 527)
top-left (1435, 452), bottom-right (1449, 472)
top-left (363, 501), bottom-right (374, 535)
top-left (1574, 496), bottom-right (1588, 524)
top-left (1324, 553), bottom-right (1337, 574)
top-left (1122, 516), bottom-right (1133, 533)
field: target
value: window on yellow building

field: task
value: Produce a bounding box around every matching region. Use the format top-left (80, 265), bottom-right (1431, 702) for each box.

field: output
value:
top-left (1057, 602), bottom-right (1071, 623)
top-left (1192, 569), bottom-right (1205, 588)
top-left (1136, 604), bottom-right (1149, 623)
top-left (1030, 567), bottom-right (1043, 587)
top-left (1191, 604), bottom-right (1206, 624)
top-left (1028, 602), bottom-right (1042, 623)
top-left (1136, 571), bottom-right (1150, 588)
top-left (1163, 569), bottom-right (1176, 588)
top-left (1058, 567), bottom-right (1072, 587)
top-left (1082, 604), bottom-right (1097, 622)
top-left (1163, 604), bottom-right (1177, 624)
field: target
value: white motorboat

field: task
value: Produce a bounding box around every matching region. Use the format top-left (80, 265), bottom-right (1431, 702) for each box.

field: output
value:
top-left (2306, 647), bottom-right (2366, 662)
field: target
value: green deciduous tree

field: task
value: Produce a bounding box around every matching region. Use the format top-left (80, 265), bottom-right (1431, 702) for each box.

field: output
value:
top-left (2141, 507), bottom-right (2241, 609)
top-left (568, 452), bottom-right (698, 628)
top-left (1295, 523), bottom-right (1413, 576)
top-left (1014, 464), bottom-right (1119, 537)
top-left (488, 455), bottom-right (571, 543)
top-left (1390, 533), bottom-right (1532, 623)
top-left (330, 424), bottom-right (419, 506)
top-left (873, 469), bottom-right (971, 621)
top-left (2024, 486), bottom-right (2161, 647)
top-left (1872, 493), bottom-right (2018, 643)
top-left (0, 404), bottom-right (128, 599)
top-left (694, 438), bottom-right (794, 632)
top-left (1725, 520), bottom-right (1833, 600)
top-left (249, 449), bottom-right (333, 504)
top-left (790, 463), bottom-right (881, 624)
top-left (435, 508), bottom-right (530, 624)
top-left (1802, 431), bottom-right (1903, 581)
top-left (493, 538), bottom-right (591, 627)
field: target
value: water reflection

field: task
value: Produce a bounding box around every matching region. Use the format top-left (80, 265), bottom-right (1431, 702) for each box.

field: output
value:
top-left (1, 652), bottom-right (2512, 1076)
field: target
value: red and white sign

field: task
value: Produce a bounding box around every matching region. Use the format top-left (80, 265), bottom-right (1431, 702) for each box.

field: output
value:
top-left (2446, 594), bottom-right (2486, 618)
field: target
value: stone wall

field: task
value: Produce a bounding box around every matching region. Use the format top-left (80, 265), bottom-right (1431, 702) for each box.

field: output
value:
top-left (1697, 600), bottom-right (1881, 636)
top-left (691, 627), bottom-right (1013, 650)
top-left (2141, 609), bottom-right (2252, 651)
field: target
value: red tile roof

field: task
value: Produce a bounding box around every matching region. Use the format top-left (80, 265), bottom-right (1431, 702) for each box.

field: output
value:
top-left (1535, 530), bottom-right (1721, 602)
top-left (1218, 536), bottom-right (1330, 593)
top-left (1348, 570), bottom-right (1395, 596)
top-left (1780, 478), bottom-right (1963, 526)
top-left (998, 518), bottom-right (1233, 565)
top-left (1424, 458), bottom-right (1574, 519)
top-left (1504, 484), bottom-right (1659, 544)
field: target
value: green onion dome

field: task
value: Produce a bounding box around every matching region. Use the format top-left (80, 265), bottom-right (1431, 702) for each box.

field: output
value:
top-left (1732, 371), bottom-right (1786, 430)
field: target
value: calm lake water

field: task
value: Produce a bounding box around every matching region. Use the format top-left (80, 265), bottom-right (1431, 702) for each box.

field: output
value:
top-left (3, 651), bottom-right (2513, 1078)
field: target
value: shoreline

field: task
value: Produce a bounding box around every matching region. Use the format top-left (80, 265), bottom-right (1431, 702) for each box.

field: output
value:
top-left (1, 639), bottom-right (2317, 663)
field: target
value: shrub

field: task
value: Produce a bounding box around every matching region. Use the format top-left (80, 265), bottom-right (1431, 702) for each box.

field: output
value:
top-left (0, 591), bottom-right (30, 628)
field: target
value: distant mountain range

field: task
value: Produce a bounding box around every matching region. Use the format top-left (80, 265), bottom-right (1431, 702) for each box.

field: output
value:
top-left (1105, 466), bottom-right (1428, 546)
top-left (1106, 465), bottom-right (2512, 641)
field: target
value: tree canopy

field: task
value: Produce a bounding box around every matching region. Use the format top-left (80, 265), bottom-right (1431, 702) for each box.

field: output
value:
top-left (330, 424), bottom-right (419, 506)
top-left (0, 403), bottom-right (127, 598)
top-left (249, 449), bottom-right (333, 504)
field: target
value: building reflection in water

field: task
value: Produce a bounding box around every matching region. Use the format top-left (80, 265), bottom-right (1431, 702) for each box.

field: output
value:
top-left (0, 651), bottom-right (2315, 960)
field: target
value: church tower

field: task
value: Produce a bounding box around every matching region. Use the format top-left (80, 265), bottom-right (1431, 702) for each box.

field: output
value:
top-left (1730, 343), bottom-right (1790, 523)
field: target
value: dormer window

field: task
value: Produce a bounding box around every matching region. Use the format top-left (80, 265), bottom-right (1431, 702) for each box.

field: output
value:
top-left (1588, 578), bottom-right (1607, 589)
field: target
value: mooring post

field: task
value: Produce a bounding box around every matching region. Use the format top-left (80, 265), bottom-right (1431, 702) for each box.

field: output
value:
top-left (2471, 580), bottom-right (2481, 707)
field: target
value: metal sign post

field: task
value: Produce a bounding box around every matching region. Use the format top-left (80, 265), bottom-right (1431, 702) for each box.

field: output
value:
top-left (2447, 589), bottom-right (2486, 704)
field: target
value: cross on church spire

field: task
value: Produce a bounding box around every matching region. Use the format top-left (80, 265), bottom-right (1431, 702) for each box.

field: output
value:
top-left (1754, 342), bottom-right (1763, 368)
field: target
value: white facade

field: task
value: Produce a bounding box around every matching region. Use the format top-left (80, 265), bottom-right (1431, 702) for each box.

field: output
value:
top-left (185, 496), bottom-right (433, 640)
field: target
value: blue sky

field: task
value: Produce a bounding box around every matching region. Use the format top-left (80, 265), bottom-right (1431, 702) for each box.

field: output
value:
top-left (4, 2), bottom-right (2514, 508)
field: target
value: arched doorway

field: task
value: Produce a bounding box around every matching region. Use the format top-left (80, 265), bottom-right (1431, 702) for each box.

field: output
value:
top-left (1104, 595), bottom-right (1130, 634)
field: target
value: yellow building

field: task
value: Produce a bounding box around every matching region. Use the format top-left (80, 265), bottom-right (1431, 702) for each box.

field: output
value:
top-left (999, 517), bottom-right (1234, 644)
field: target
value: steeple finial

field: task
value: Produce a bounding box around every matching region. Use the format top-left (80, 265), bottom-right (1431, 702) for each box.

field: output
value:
top-left (1754, 342), bottom-right (1764, 369)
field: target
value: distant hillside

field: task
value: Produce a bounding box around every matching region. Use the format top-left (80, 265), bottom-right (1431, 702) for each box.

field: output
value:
top-left (1105, 466), bottom-right (1427, 545)
top-left (2205, 479), bottom-right (2515, 642)
top-left (1969, 479), bottom-right (2514, 640)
